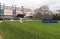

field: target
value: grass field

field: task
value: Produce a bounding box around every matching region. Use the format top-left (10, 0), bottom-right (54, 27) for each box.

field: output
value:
top-left (0, 21), bottom-right (60, 39)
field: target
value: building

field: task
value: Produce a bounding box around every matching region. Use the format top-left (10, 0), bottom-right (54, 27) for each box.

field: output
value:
top-left (0, 3), bottom-right (33, 20)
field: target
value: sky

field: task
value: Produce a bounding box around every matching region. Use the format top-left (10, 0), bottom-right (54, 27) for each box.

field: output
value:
top-left (0, 0), bottom-right (60, 11)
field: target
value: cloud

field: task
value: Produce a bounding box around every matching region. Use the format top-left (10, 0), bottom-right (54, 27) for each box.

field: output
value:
top-left (0, 0), bottom-right (60, 10)
top-left (49, 0), bottom-right (60, 10)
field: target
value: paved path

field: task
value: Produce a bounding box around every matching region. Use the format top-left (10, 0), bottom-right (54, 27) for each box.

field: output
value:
top-left (0, 35), bottom-right (3, 39)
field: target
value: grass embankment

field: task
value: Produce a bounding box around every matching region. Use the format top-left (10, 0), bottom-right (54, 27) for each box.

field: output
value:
top-left (0, 21), bottom-right (60, 39)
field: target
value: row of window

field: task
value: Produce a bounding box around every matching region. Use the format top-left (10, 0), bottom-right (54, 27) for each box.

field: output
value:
top-left (0, 9), bottom-right (16, 15)
top-left (0, 5), bottom-right (21, 10)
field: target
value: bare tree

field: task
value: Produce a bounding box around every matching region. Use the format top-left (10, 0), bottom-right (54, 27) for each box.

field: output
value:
top-left (34, 5), bottom-right (53, 20)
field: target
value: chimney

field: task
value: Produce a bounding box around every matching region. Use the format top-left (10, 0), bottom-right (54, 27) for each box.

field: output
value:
top-left (0, 2), bottom-right (1, 9)
top-left (15, 5), bottom-right (16, 10)
top-left (22, 6), bottom-right (24, 14)
top-left (3, 3), bottom-right (5, 9)
top-left (12, 4), bottom-right (14, 7)
top-left (12, 4), bottom-right (14, 10)
top-left (0, 2), bottom-right (1, 5)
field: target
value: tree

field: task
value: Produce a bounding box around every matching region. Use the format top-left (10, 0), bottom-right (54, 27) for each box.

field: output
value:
top-left (34, 5), bottom-right (53, 20)
top-left (53, 10), bottom-right (60, 20)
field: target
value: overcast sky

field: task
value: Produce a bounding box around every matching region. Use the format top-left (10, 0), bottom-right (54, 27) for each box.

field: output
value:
top-left (0, 0), bottom-right (60, 11)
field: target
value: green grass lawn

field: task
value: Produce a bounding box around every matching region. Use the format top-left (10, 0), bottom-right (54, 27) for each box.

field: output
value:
top-left (0, 21), bottom-right (60, 39)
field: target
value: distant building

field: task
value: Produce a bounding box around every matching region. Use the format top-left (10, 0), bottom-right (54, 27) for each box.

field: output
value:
top-left (0, 3), bottom-right (33, 20)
